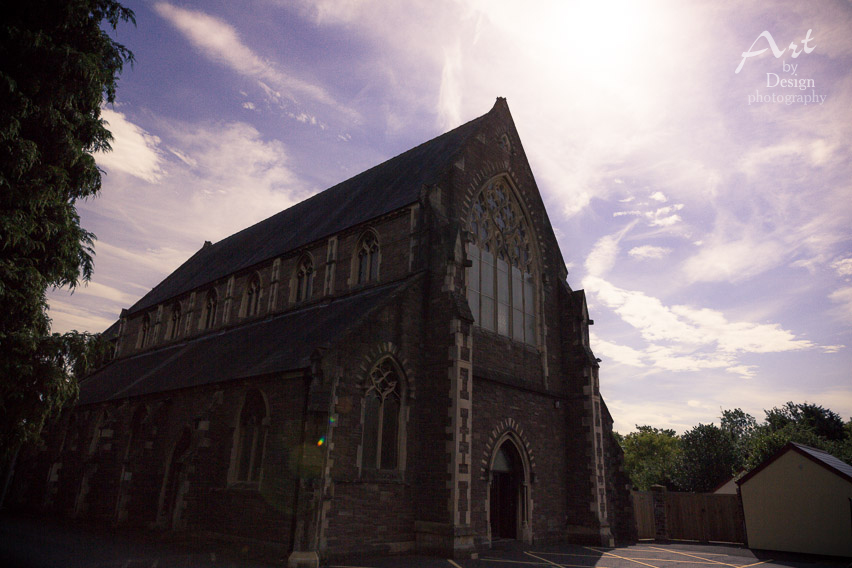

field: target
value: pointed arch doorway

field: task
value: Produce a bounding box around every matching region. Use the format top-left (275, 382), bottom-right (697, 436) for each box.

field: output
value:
top-left (488, 439), bottom-right (531, 543)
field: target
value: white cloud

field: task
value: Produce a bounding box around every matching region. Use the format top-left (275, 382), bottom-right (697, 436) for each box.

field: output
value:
top-left (96, 108), bottom-right (164, 182)
top-left (831, 258), bottom-right (852, 278)
top-left (49, 113), bottom-right (312, 334)
top-left (739, 139), bottom-right (838, 178)
top-left (650, 191), bottom-right (667, 202)
top-left (591, 334), bottom-right (646, 367)
top-left (725, 365), bottom-right (757, 378)
top-left (583, 274), bottom-right (818, 381)
top-left (47, 296), bottom-right (115, 334)
top-left (681, 235), bottom-right (787, 284)
top-left (829, 287), bottom-right (852, 320)
top-left (154, 3), bottom-right (357, 121)
top-left (585, 233), bottom-right (623, 278)
top-left (629, 245), bottom-right (672, 260)
top-left (437, 43), bottom-right (463, 131)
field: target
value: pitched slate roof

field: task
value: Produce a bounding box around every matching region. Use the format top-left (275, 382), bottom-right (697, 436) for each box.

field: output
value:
top-left (127, 105), bottom-right (493, 315)
top-left (80, 280), bottom-right (410, 405)
top-left (737, 442), bottom-right (852, 486)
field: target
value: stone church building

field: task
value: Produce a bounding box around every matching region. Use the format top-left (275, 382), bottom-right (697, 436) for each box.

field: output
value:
top-left (8, 99), bottom-right (633, 563)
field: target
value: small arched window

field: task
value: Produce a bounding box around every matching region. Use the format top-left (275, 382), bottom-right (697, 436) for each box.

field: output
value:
top-left (362, 358), bottom-right (404, 470)
top-left (137, 314), bottom-right (151, 349)
top-left (202, 290), bottom-right (217, 330)
top-left (167, 303), bottom-right (181, 340)
top-left (245, 274), bottom-right (261, 317)
top-left (296, 256), bottom-right (314, 302)
top-left (233, 390), bottom-right (267, 484)
top-left (356, 232), bottom-right (380, 284)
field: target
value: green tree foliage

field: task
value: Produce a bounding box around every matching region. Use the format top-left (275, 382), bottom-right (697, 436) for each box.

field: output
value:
top-left (617, 426), bottom-right (681, 490)
top-left (0, 1), bottom-right (134, 468)
top-left (744, 402), bottom-right (850, 469)
top-left (720, 407), bottom-right (757, 471)
top-left (622, 403), bottom-right (852, 494)
top-left (674, 423), bottom-right (739, 492)
top-left (763, 401), bottom-right (845, 441)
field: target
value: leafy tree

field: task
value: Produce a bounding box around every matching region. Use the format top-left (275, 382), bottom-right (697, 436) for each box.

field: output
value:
top-left (720, 408), bottom-right (757, 471)
top-left (720, 408), bottom-right (757, 441)
top-left (618, 426), bottom-right (681, 490)
top-left (674, 423), bottom-right (738, 492)
top-left (764, 401), bottom-right (845, 441)
top-left (743, 422), bottom-right (826, 470)
top-left (0, 1), bottom-right (134, 473)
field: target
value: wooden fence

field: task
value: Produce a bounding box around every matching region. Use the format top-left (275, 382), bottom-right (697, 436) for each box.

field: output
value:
top-left (631, 488), bottom-right (746, 544)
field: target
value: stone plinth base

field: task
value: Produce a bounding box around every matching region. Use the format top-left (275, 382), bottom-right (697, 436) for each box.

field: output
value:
top-left (287, 551), bottom-right (319, 568)
top-left (415, 521), bottom-right (477, 558)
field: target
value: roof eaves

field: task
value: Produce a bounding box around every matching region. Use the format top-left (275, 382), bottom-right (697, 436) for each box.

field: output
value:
top-left (737, 441), bottom-right (852, 486)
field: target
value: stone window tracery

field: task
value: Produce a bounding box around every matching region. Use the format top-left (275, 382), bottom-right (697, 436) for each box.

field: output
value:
top-left (245, 274), bottom-right (261, 316)
top-left (356, 232), bottom-right (380, 284)
top-left (362, 358), bottom-right (403, 470)
top-left (295, 256), bottom-right (314, 302)
top-left (167, 303), bottom-right (181, 340)
top-left (467, 178), bottom-right (537, 345)
top-left (202, 290), bottom-right (217, 330)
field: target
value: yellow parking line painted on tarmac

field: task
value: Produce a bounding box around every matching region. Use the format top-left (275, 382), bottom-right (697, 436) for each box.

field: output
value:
top-left (738, 561), bottom-right (772, 568)
top-left (538, 551), bottom-right (721, 564)
top-left (586, 546), bottom-right (662, 568)
top-left (447, 559), bottom-right (465, 568)
top-left (632, 548), bottom-right (731, 557)
top-left (646, 547), bottom-right (737, 568)
top-left (479, 559), bottom-right (552, 565)
top-left (525, 551), bottom-right (567, 567)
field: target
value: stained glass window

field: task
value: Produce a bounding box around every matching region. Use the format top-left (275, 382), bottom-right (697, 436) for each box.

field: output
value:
top-left (362, 358), bottom-right (403, 470)
top-left (467, 179), bottom-right (536, 345)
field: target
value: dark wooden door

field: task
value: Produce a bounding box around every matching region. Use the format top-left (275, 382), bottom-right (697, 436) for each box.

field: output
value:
top-left (490, 470), bottom-right (517, 539)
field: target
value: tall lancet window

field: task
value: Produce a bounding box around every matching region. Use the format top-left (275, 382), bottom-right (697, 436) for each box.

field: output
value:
top-left (356, 232), bottom-right (380, 284)
top-left (295, 256), bottom-right (314, 302)
top-left (362, 358), bottom-right (403, 470)
top-left (467, 178), bottom-right (537, 345)
top-left (245, 274), bottom-right (261, 316)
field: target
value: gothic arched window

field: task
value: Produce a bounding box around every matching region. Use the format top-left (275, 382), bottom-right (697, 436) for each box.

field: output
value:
top-left (295, 256), bottom-right (314, 302)
top-left (467, 178), bottom-right (537, 345)
top-left (362, 358), bottom-right (404, 470)
top-left (167, 303), bottom-right (181, 340)
top-left (137, 314), bottom-right (151, 349)
top-left (202, 290), bottom-right (217, 330)
top-left (356, 232), bottom-right (380, 284)
top-left (232, 390), bottom-right (267, 484)
top-left (245, 274), bottom-right (261, 316)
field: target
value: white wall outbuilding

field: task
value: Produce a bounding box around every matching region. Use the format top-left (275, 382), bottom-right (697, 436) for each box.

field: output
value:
top-left (738, 442), bottom-right (852, 557)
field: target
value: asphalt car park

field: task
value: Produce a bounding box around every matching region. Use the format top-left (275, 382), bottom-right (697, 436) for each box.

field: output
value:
top-left (2, 513), bottom-right (848, 568)
top-left (329, 542), bottom-right (850, 568)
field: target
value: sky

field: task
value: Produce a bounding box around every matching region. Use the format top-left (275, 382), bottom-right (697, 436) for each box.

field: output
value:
top-left (48, 0), bottom-right (852, 434)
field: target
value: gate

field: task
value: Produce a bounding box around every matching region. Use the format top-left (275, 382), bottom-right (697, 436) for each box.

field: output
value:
top-left (631, 490), bottom-right (745, 543)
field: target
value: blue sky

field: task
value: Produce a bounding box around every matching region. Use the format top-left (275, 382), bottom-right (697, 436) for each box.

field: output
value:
top-left (49, 0), bottom-right (852, 433)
